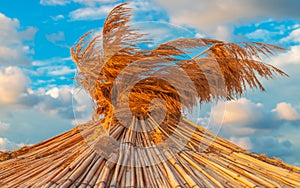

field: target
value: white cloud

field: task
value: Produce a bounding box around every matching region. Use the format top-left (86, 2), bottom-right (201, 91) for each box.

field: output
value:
top-left (40, 0), bottom-right (70, 6)
top-left (208, 99), bottom-right (300, 165)
top-left (46, 87), bottom-right (60, 98)
top-left (72, 0), bottom-right (117, 6)
top-left (72, 88), bottom-right (93, 125)
top-left (280, 28), bottom-right (300, 43)
top-left (45, 86), bottom-right (72, 102)
top-left (32, 57), bottom-right (72, 67)
top-left (0, 66), bottom-right (76, 120)
top-left (216, 98), bottom-right (263, 125)
top-left (0, 13), bottom-right (22, 44)
top-left (246, 29), bottom-right (280, 41)
top-left (46, 31), bottom-right (65, 44)
top-left (51, 14), bottom-right (65, 21)
top-left (48, 66), bottom-right (75, 76)
top-left (229, 137), bottom-right (253, 150)
top-left (272, 102), bottom-right (300, 120)
top-left (42, 85), bottom-right (72, 103)
top-left (272, 45), bottom-right (300, 66)
top-left (69, 6), bottom-right (114, 21)
top-left (0, 137), bottom-right (24, 151)
top-left (128, 0), bottom-right (160, 12)
top-left (41, 0), bottom-right (116, 6)
top-left (0, 66), bottom-right (30, 104)
top-left (67, 1), bottom-right (163, 21)
top-left (14, 85), bottom-right (75, 119)
top-left (154, 0), bottom-right (300, 37)
top-left (0, 13), bottom-right (36, 66)
top-left (31, 57), bottom-right (74, 77)
top-left (291, 24), bottom-right (300, 29)
top-left (213, 25), bottom-right (233, 41)
top-left (0, 46), bottom-right (32, 65)
top-left (210, 98), bottom-right (265, 137)
top-left (0, 16), bottom-right (35, 41)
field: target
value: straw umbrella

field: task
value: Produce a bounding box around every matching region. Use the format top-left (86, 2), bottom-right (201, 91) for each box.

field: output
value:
top-left (1, 3), bottom-right (300, 187)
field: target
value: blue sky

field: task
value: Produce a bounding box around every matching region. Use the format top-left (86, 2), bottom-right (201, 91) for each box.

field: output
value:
top-left (0, 0), bottom-right (300, 167)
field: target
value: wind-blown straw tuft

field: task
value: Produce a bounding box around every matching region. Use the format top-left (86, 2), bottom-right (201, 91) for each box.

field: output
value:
top-left (71, 3), bottom-right (286, 132)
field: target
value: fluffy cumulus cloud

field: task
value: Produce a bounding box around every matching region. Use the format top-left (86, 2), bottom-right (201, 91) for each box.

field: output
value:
top-left (0, 84), bottom-right (85, 148)
top-left (72, 88), bottom-right (93, 125)
top-left (0, 137), bottom-right (24, 151)
top-left (202, 98), bottom-right (300, 166)
top-left (268, 27), bottom-right (300, 66)
top-left (204, 97), bottom-right (300, 137)
top-left (19, 85), bottom-right (75, 119)
top-left (229, 137), bottom-right (253, 150)
top-left (197, 98), bottom-right (269, 139)
top-left (0, 66), bottom-right (82, 123)
top-left (193, 99), bottom-right (250, 138)
top-left (281, 28), bottom-right (300, 43)
top-left (272, 102), bottom-right (300, 120)
top-left (0, 66), bottom-right (30, 104)
top-left (0, 13), bottom-right (36, 66)
top-left (11, 83), bottom-right (93, 124)
top-left (0, 83), bottom-right (95, 147)
top-left (265, 28), bottom-right (300, 68)
top-left (154, 0), bottom-right (300, 37)
top-left (209, 98), bottom-right (264, 136)
top-left (220, 98), bottom-right (263, 125)
top-left (272, 45), bottom-right (300, 66)
top-left (0, 14), bottom-right (35, 44)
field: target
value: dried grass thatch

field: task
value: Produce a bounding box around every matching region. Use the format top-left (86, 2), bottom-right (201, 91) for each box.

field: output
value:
top-left (1, 2), bottom-right (298, 188)
top-left (70, 3), bottom-right (286, 133)
top-left (1, 119), bottom-right (300, 187)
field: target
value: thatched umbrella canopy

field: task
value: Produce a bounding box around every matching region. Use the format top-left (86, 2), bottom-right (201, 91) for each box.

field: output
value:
top-left (1, 3), bottom-right (300, 188)
top-left (1, 119), bottom-right (300, 187)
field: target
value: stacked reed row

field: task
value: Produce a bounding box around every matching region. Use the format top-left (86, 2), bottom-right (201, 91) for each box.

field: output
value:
top-left (1, 117), bottom-right (300, 187)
